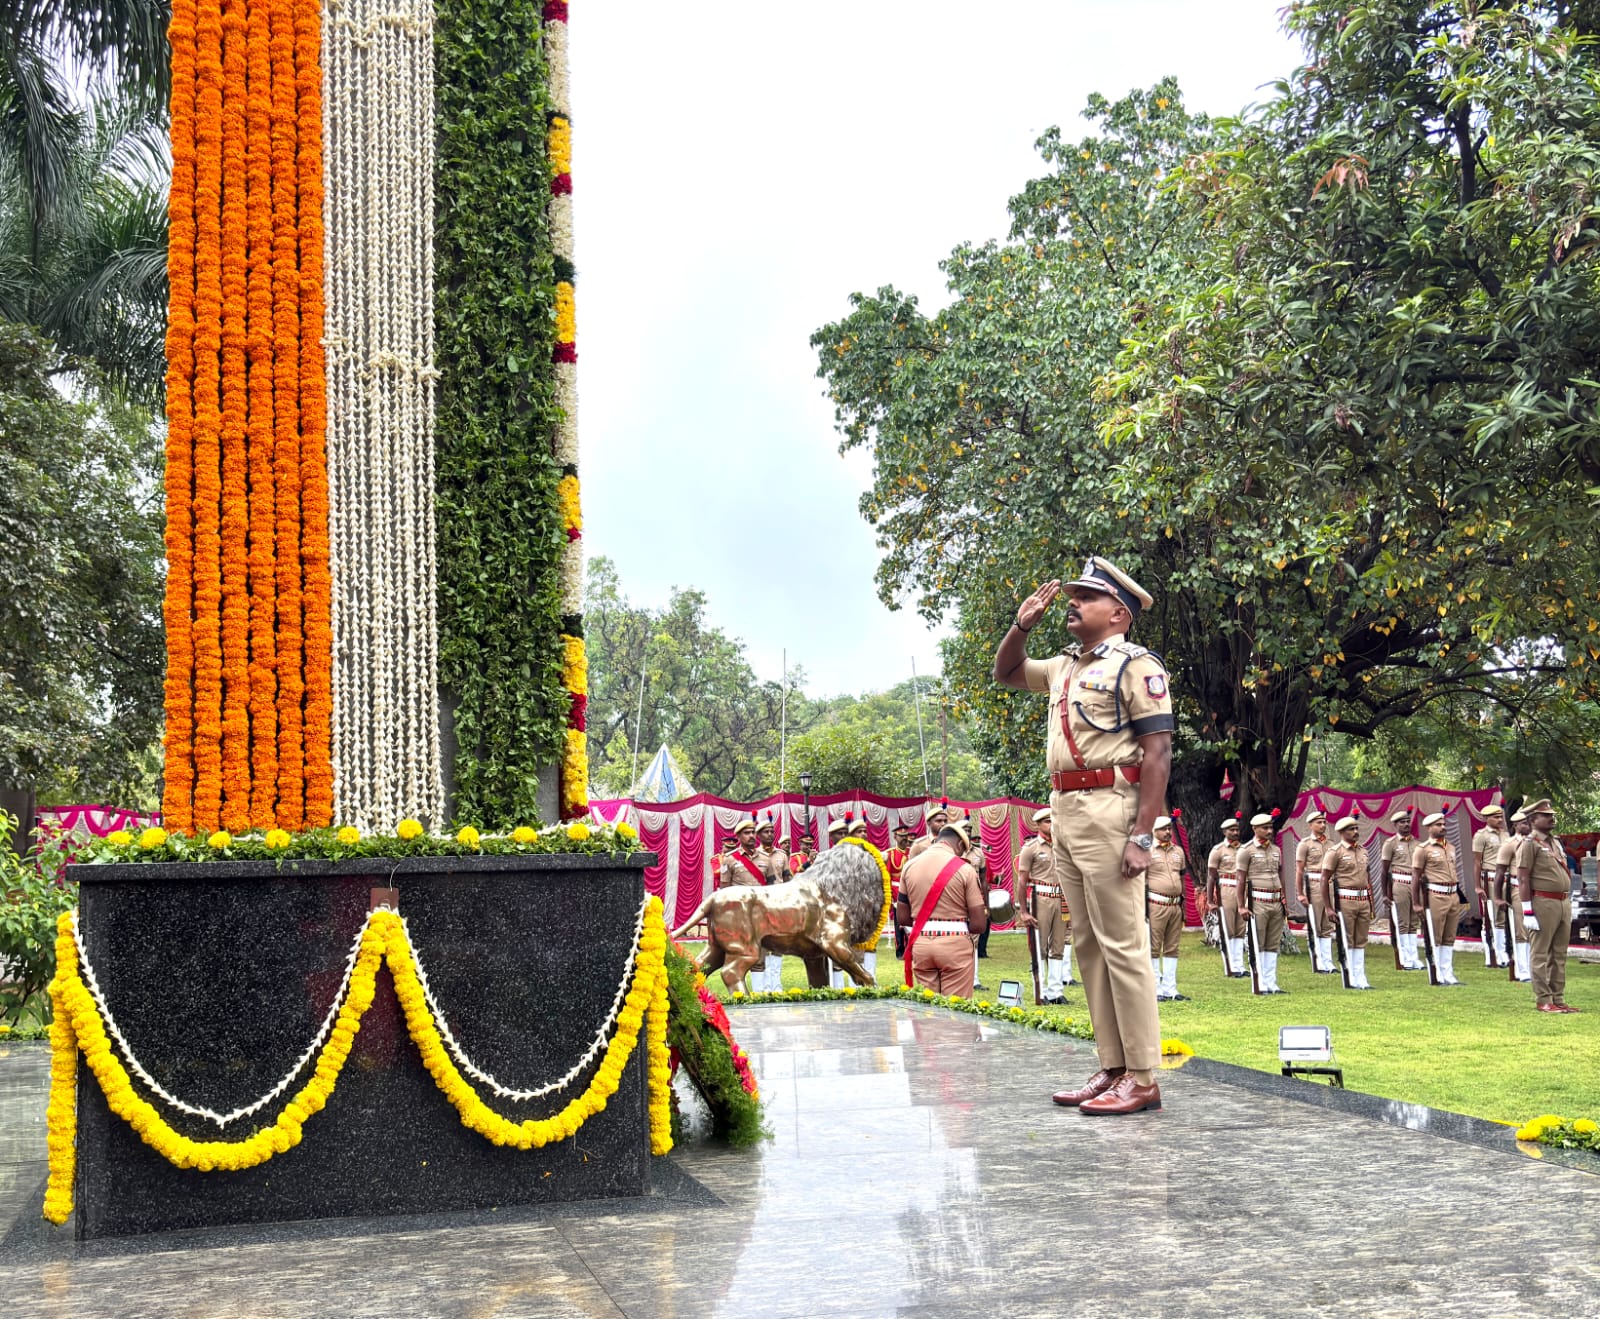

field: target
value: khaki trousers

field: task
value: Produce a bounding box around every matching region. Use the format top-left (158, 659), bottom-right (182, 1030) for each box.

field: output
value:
top-left (1035, 892), bottom-right (1068, 958)
top-left (1249, 895), bottom-right (1285, 950)
top-left (911, 934), bottom-right (975, 998)
top-left (1147, 899), bottom-right (1182, 957)
top-left (1391, 878), bottom-right (1417, 934)
top-left (1530, 894), bottom-right (1572, 1007)
top-left (1335, 896), bottom-right (1372, 948)
top-left (1425, 888), bottom-right (1464, 946)
top-left (1052, 779), bottom-right (1159, 1073)
top-left (1217, 881), bottom-right (1241, 939)
top-left (1508, 883), bottom-right (1529, 941)
top-left (1309, 876), bottom-right (1335, 938)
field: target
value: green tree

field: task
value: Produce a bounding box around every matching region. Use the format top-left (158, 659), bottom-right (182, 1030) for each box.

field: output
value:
top-left (813, 82), bottom-right (1213, 806)
top-left (584, 558), bottom-right (791, 799)
top-left (0, 323), bottom-right (165, 804)
top-left (764, 722), bottom-right (917, 799)
top-left (1096, 0), bottom-right (1600, 841)
top-left (0, 27), bottom-right (169, 404)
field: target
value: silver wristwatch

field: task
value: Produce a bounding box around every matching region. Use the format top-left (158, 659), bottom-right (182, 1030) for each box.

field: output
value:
top-left (1130, 832), bottom-right (1155, 851)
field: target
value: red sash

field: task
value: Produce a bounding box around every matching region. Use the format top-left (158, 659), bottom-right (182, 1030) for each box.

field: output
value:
top-left (904, 856), bottom-right (968, 986)
top-left (731, 851), bottom-right (767, 885)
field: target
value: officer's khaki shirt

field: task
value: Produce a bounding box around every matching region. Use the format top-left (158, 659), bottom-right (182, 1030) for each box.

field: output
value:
top-left (908, 830), bottom-right (948, 861)
top-left (1298, 834), bottom-right (1331, 883)
top-left (1022, 634), bottom-right (1175, 773)
top-left (1514, 833), bottom-right (1570, 897)
top-left (1320, 841), bottom-right (1370, 895)
top-left (759, 845), bottom-right (789, 884)
top-left (1208, 839), bottom-right (1240, 879)
top-left (1145, 841), bottom-right (1185, 898)
top-left (900, 843), bottom-right (985, 928)
top-left (721, 847), bottom-right (766, 887)
top-left (1470, 826), bottom-right (1503, 884)
top-left (1413, 838), bottom-right (1459, 891)
top-left (1017, 836), bottom-right (1057, 896)
top-left (1235, 839), bottom-right (1283, 893)
top-left (1381, 833), bottom-right (1418, 876)
top-left (1496, 833), bottom-right (1524, 880)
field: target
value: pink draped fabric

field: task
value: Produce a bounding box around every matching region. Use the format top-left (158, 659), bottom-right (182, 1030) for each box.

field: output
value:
top-left (674, 822), bottom-right (706, 928)
top-left (37, 805), bottom-right (158, 838)
top-left (977, 808), bottom-right (1018, 931)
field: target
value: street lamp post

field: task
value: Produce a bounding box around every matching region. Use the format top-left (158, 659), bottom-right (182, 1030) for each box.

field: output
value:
top-left (799, 770), bottom-right (813, 850)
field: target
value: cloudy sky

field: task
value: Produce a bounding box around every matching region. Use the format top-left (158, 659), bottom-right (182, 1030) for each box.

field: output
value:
top-left (568, 1), bottom-right (1299, 697)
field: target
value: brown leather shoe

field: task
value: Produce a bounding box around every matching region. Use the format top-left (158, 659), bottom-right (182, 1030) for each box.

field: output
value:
top-left (1051, 1067), bottom-right (1124, 1107)
top-left (1079, 1073), bottom-right (1162, 1115)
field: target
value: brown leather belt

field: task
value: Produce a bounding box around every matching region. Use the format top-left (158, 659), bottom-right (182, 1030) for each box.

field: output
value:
top-left (1051, 765), bottom-right (1141, 792)
top-left (1532, 889), bottom-right (1569, 901)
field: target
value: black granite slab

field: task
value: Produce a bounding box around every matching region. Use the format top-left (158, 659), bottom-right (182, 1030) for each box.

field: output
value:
top-left (70, 856), bottom-right (656, 1239)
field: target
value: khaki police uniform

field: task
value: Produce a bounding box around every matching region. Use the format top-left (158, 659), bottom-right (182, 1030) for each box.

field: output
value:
top-left (1321, 841), bottom-right (1373, 946)
top-left (1498, 832), bottom-right (1528, 940)
top-left (1514, 831), bottom-right (1573, 1009)
top-left (1471, 823), bottom-right (1505, 904)
top-left (759, 844), bottom-right (789, 885)
top-left (721, 844), bottom-right (766, 887)
top-left (1299, 833), bottom-right (1334, 939)
top-left (1382, 832), bottom-right (1420, 934)
top-left (1145, 841), bottom-right (1185, 958)
top-left (900, 842), bottom-right (986, 998)
top-left (1018, 835), bottom-right (1067, 959)
top-left (1023, 633), bottom-right (1173, 1075)
top-left (1208, 835), bottom-right (1243, 971)
top-left (1414, 837), bottom-right (1464, 945)
top-left (1236, 837), bottom-right (1286, 952)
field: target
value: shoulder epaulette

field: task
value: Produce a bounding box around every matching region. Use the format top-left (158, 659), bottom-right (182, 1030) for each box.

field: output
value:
top-left (1110, 641), bottom-right (1150, 659)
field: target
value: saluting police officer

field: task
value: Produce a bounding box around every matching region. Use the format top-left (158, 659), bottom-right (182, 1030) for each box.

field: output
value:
top-left (1235, 813), bottom-right (1287, 993)
top-left (1413, 812), bottom-right (1465, 985)
top-left (994, 557), bottom-right (1173, 1116)
top-left (1514, 799), bottom-right (1579, 1013)
top-left (1381, 810), bottom-right (1424, 970)
top-left (1208, 818), bottom-right (1246, 976)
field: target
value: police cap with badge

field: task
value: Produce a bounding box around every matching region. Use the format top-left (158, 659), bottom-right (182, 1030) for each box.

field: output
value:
top-left (1063, 555), bottom-right (1173, 738)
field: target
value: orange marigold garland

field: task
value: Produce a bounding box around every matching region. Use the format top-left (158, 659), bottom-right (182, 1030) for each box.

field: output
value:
top-left (295, 0), bottom-right (333, 829)
top-left (161, 0), bottom-right (200, 832)
top-left (269, 0), bottom-right (305, 830)
top-left (245, 0), bottom-right (279, 827)
top-left (189, 0), bottom-right (226, 829)
top-left (217, 0), bottom-right (252, 830)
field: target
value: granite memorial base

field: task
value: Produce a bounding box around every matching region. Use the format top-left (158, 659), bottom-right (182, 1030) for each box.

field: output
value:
top-left (71, 854), bottom-right (653, 1240)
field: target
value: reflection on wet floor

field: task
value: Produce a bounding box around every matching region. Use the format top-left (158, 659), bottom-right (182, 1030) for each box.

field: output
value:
top-left (2, 1005), bottom-right (1599, 1317)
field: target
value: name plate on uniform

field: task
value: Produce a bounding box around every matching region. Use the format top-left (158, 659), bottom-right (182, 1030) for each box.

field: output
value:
top-left (1278, 1025), bottom-right (1332, 1063)
top-left (997, 979), bottom-right (1023, 1008)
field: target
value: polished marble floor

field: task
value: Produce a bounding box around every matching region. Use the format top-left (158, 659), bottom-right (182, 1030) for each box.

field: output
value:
top-left (2, 1004), bottom-right (1598, 1318)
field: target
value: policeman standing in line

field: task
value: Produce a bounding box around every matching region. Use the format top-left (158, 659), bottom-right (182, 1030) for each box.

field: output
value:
top-left (896, 820), bottom-right (987, 998)
top-left (994, 558), bottom-right (1173, 1116)
top-left (1235, 812), bottom-right (1287, 993)
top-left (1496, 810), bottom-right (1534, 981)
top-left (1320, 816), bottom-right (1374, 989)
top-left (1381, 810), bottom-right (1425, 970)
top-left (1146, 816), bottom-right (1189, 1001)
top-left (1514, 799), bottom-right (1579, 1013)
top-left (1296, 810), bottom-right (1337, 973)
top-left (1208, 818), bottom-right (1246, 976)
top-left (1017, 807), bottom-right (1071, 1002)
top-left (887, 825), bottom-right (913, 958)
top-left (909, 800), bottom-right (951, 861)
top-left (1413, 811), bottom-right (1465, 985)
top-left (755, 813), bottom-right (789, 991)
top-left (1471, 803), bottom-right (1508, 967)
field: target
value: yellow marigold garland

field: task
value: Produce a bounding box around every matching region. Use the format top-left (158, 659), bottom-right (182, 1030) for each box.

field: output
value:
top-left (839, 835), bottom-right (893, 950)
top-left (42, 898), bottom-right (673, 1224)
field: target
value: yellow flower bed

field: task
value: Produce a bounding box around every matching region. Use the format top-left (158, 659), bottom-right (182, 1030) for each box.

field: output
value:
top-left (42, 898), bottom-right (674, 1224)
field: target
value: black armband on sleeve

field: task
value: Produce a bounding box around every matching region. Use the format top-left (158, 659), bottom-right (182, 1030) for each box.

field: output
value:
top-left (1129, 713), bottom-right (1177, 736)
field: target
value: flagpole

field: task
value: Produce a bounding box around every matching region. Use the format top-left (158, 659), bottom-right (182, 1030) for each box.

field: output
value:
top-left (780, 647), bottom-right (788, 800)
top-left (911, 656), bottom-right (930, 796)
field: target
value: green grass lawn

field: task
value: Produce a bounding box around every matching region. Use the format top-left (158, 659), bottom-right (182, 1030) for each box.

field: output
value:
top-left (697, 931), bottom-right (1600, 1124)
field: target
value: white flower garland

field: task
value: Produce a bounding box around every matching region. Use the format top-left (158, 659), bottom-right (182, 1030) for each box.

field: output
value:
top-left (66, 893), bottom-right (654, 1124)
top-left (401, 893), bottom-right (649, 1100)
top-left (323, 0), bottom-right (445, 833)
top-left (68, 907), bottom-right (375, 1127)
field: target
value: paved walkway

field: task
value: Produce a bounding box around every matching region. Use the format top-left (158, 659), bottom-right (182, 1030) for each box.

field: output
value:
top-left (3, 1004), bottom-right (1598, 1317)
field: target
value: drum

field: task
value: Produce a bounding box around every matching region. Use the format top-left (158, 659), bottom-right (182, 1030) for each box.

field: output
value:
top-left (986, 886), bottom-right (1015, 927)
